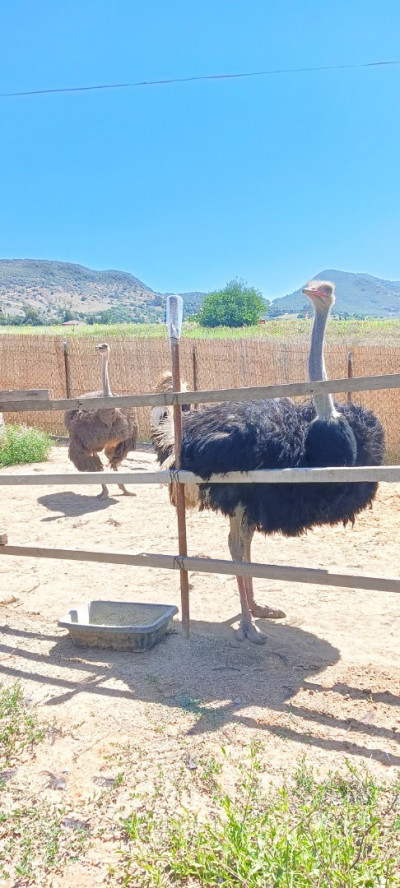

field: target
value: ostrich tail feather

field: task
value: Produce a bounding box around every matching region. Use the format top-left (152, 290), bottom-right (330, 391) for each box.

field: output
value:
top-left (68, 437), bottom-right (103, 472)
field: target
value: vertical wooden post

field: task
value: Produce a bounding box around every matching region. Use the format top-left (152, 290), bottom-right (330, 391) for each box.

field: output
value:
top-left (63, 341), bottom-right (72, 398)
top-left (167, 297), bottom-right (190, 638)
top-left (192, 344), bottom-right (199, 409)
top-left (347, 351), bottom-right (353, 403)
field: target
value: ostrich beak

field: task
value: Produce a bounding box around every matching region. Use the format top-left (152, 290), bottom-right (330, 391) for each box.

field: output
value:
top-left (302, 287), bottom-right (324, 299)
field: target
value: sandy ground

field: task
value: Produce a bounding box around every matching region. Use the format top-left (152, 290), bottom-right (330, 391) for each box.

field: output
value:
top-left (0, 446), bottom-right (399, 884)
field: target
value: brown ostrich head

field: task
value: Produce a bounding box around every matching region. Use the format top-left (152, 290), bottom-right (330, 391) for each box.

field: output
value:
top-left (302, 280), bottom-right (335, 312)
top-left (95, 342), bottom-right (110, 355)
top-left (153, 370), bottom-right (188, 395)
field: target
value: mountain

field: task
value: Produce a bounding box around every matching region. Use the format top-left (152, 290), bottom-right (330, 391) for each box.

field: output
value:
top-left (272, 269), bottom-right (400, 318)
top-left (0, 259), bottom-right (207, 323)
top-left (2, 259), bottom-right (399, 323)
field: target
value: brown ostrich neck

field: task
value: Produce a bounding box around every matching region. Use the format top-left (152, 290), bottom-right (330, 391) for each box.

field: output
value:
top-left (102, 353), bottom-right (112, 398)
top-left (308, 305), bottom-right (336, 421)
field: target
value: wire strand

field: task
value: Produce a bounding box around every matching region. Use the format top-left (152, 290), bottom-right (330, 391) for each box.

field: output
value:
top-left (1, 59), bottom-right (400, 98)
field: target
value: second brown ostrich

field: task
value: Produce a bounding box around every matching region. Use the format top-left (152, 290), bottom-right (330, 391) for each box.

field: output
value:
top-left (64, 343), bottom-right (138, 499)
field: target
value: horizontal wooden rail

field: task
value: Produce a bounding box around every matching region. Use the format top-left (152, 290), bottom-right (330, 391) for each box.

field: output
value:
top-left (1, 373), bottom-right (400, 413)
top-left (0, 466), bottom-right (399, 486)
top-left (0, 389), bottom-right (49, 402)
top-left (0, 543), bottom-right (399, 594)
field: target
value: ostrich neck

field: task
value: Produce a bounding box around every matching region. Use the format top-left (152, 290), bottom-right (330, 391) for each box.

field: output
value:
top-left (101, 355), bottom-right (112, 397)
top-left (308, 308), bottom-right (335, 421)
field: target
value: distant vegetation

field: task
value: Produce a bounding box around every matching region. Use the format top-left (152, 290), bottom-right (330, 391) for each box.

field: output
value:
top-left (197, 278), bottom-right (266, 327)
top-left (1, 317), bottom-right (400, 344)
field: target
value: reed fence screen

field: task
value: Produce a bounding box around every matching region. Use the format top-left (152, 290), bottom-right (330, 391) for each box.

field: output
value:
top-left (1, 335), bottom-right (400, 460)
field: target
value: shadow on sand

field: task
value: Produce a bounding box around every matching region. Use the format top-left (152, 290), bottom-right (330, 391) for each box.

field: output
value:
top-left (37, 491), bottom-right (118, 520)
top-left (1, 614), bottom-right (399, 766)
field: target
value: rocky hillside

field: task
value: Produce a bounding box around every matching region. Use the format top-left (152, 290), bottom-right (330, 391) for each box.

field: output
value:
top-left (272, 269), bottom-right (400, 318)
top-left (2, 259), bottom-right (400, 323)
top-left (0, 259), bottom-right (206, 323)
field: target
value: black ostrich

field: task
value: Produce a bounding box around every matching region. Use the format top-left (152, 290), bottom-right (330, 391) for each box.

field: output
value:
top-left (151, 281), bottom-right (384, 643)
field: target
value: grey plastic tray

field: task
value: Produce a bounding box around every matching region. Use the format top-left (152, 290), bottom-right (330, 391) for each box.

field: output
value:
top-left (58, 600), bottom-right (178, 651)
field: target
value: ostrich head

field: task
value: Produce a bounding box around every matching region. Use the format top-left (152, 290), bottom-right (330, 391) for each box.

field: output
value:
top-left (153, 370), bottom-right (188, 396)
top-left (302, 280), bottom-right (335, 313)
top-left (95, 342), bottom-right (110, 356)
top-left (152, 371), bottom-right (191, 416)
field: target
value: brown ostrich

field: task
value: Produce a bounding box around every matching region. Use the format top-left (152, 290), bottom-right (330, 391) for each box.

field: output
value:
top-left (64, 342), bottom-right (138, 499)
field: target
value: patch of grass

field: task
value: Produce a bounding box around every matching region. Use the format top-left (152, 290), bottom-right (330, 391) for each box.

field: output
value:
top-left (0, 805), bottom-right (88, 883)
top-left (117, 752), bottom-right (400, 887)
top-left (0, 683), bottom-right (45, 769)
top-left (0, 423), bottom-right (52, 466)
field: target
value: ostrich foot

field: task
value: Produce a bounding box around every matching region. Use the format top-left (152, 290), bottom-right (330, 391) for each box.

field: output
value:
top-left (236, 618), bottom-right (267, 644)
top-left (250, 603), bottom-right (286, 620)
top-left (118, 485), bottom-right (136, 497)
top-left (97, 485), bottom-right (109, 500)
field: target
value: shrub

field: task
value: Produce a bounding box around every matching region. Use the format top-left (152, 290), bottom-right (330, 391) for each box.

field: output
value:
top-left (198, 278), bottom-right (267, 327)
top-left (0, 424), bottom-right (52, 466)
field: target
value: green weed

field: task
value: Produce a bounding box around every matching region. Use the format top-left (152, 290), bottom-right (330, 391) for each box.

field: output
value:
top-left (117, 754), bottom-right (400, 887)
top-left (0, 424), bottom-right (52, 466)
top-left (0, 683), bottom-right (45, 768)
top-left (0, 805), bottom-right (88, 883)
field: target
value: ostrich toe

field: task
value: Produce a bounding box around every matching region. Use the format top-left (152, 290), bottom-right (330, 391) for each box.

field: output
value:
top-left (118, 484), bottom-right (136, 496)
top-left (250, 603), bottom-right (286, 620)
top-left (236, 619), bottom-right (267, 644)
top-left (97, 486), bottom-right (109, 500)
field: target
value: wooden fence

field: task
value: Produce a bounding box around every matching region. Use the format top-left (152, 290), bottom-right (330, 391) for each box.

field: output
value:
top-left (1, 336), bottom-right (400, 459)
top-left (1, 374), bottom-right (400, 637)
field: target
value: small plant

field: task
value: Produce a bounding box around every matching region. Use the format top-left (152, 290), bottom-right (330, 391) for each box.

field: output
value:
top-left (0, 424), bottom-right (52, 466)
top-left (0, 683), bottom-right (45, 768)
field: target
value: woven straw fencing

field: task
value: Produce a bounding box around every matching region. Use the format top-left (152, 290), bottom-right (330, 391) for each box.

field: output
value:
top-left (1, 335), bottom-right (400, 460)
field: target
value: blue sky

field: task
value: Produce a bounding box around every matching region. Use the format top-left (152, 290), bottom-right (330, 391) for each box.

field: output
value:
top-left (1, 1), bottom-right (400, 298)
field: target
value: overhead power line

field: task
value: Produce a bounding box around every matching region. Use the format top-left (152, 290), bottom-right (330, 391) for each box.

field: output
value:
top-left (1, 59), bottom-right (400, 98)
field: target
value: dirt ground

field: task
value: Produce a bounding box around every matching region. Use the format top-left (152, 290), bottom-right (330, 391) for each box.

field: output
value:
top-left (1, 445), bottom-right (400, 884)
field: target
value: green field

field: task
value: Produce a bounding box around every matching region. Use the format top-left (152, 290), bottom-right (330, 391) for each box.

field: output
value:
top-left (1, 317), bottom-right (400, 343)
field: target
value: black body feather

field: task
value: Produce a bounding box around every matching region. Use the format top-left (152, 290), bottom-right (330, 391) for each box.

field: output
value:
top-left (176, 399), bottom-right (384, 536)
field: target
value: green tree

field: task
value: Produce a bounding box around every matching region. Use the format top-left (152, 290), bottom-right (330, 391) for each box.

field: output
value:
top-left (197, 278), bottom-right (267, 327)
top-left (22, 305), bottom-right (45, 326)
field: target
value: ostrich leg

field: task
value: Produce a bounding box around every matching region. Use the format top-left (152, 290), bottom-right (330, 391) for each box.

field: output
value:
top-left (228, 509), bottom-right (266, 644)
top-left (118, 484), bottom-right (136, 496)
top-left (105, 446), bottom-right (136, 496)
top-left (241, 520), bottom-right (286, 620)
top-left (114, 468), bottom-right (136, 497)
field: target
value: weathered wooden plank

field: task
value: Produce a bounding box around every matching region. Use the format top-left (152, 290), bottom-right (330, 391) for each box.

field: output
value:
top-left (0, 544), bottom-right (399, 594)
top-left (1, 373), bottom-right (400, 412)
top-left (0, 389), bottom-right (50, 402)
top-left (0, 466), bottom-right (399, 486)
